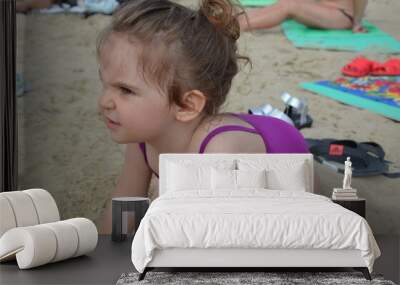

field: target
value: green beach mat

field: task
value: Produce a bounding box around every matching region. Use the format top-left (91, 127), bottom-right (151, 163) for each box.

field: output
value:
top-left (239, 0), bottom-right (276, 7)
top-left (282, 20), bottom-right (400, 54)
top-left (300, 77), bottom-right (400, 121)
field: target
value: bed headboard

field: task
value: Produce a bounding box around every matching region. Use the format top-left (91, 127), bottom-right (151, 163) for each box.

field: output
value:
top-left (159, 153), bottom-right (314, 195)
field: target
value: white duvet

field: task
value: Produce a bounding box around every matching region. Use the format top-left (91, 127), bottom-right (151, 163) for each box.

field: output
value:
top-left (131, 190), bottom-right (380, 273)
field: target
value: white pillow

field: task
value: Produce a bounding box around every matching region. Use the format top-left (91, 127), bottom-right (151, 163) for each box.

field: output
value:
top-left (166, 163), bottom-right (212, 191)
top-left (266, 163), bottom-right (306, 191)
top-left (211, 168), bottom-right (237, 190)
top-left (211, 169), bottom-right (268, 190)
top-left (238, 159), bottom-right (308, 191)
top-left (236, 169), bottom-right (267, 189)
top-left (166, 159), bottom-right (236, 171)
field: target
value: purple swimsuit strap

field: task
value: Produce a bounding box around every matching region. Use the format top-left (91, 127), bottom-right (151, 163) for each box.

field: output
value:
top-left (138, 143), bottom-right (159, 178)
top-left (138, 112), bottom-right (308, 175)
top-left (139, 124), bottom-right (259, 177)
top-left (198, 125), bottom-right (259, 153)
top-left (138, 143), bottom-right (147, 163)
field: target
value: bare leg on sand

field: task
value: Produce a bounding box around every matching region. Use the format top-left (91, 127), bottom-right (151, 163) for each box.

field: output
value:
top-left (16, 0), bottom-right (56, 13)
top-left (238, 0), bottom-right (354, 31)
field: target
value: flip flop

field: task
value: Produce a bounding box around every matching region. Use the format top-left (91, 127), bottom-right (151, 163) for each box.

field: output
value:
top-left (306, 138), bottom-right (400, 178)
top-left (341, 57), bottom-right (376, 77)
top-left (370, 58), bottom-right (400, 76)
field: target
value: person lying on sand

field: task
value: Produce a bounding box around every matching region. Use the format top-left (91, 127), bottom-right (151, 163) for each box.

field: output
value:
top-left (16, 0), bottom-right (56, 13)
top-left (238, 0), bottom-right (368, 33)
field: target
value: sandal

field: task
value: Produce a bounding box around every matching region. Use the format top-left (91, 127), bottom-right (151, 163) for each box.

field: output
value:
top-left (341, 57), bottom-right (377, 77)
top-left (306, 138), bottom-right (400, 178)
top-left (248, 104), bottom-right (295, 126)
top-left (370, 58), bottom-right (400, 76)
top-left (281, 93), bottom-right (313, 130)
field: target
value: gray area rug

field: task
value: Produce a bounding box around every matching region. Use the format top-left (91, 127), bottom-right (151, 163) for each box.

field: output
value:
top-left (116, 272), bottom-right (396, 285)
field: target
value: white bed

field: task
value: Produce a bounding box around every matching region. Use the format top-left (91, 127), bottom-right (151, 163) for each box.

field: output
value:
top-left (131, 154), bottom-right (380, 280)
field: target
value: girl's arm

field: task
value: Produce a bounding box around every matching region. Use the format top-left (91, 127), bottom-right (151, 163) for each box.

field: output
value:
top-left (98, 143), bottom-right (152, 234)
top-left (352, 0), bottom-right (368, 33)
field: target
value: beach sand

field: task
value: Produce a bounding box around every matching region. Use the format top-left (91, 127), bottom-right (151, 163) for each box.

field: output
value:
top-left (16, 0), bottom-right (400, 234)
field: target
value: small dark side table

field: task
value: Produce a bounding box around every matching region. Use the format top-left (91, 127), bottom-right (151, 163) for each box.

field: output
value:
top-left (112, 197), bottom-right (150, 242)
top-left (332, 198), bottom-right (366, 218)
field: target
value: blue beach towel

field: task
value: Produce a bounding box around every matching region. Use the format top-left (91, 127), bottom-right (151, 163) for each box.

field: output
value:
top-left (282, 20), bottom-right (400, 54)
top-left (239, 0), bottom-right (276, 7)
top-left (301, 76), bottom-right (400, 121)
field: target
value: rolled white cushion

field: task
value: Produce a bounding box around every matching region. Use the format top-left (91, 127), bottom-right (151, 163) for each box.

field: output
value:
top-left (0, 196), bottom-right (17, 237)
top-left (23, 189), bottom-right (60, 224)
top-left (42, 221), bottom-right (79, 262)
top-left (0, 191), bottom-right (39, 227)
top-left (0, 218), bottom-right (98, 269)
top-left (0, 226), bottom-right (57, 269)
top-left (63, 218), bottom-right (98, 257)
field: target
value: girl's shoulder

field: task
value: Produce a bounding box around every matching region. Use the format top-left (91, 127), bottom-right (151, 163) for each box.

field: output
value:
top-left (188, 113), bottom-right (266, 153)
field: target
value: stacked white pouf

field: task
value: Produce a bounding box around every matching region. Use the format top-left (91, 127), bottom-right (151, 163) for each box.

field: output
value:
top-left (0, 189), bottom-right (98, 269)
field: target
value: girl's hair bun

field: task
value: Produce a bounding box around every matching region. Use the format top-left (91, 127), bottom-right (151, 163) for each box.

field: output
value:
top-left (200, 0), bottom-right (241, 41)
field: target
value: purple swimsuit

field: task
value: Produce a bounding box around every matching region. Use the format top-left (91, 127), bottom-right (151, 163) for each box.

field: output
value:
top-left (139, 113), bottom-right (309, 178)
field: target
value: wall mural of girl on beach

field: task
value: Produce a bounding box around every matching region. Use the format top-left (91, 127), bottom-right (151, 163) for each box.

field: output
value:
top-left (13, 0), bottom-right (400, 238)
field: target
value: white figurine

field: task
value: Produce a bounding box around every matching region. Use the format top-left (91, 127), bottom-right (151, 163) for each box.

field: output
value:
top-left (342, 157), bottom-right (352, 190)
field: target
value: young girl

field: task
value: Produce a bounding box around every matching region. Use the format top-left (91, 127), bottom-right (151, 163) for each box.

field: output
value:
top-left (238, 0), bottom-right (368, 33)
top-left (97, 0), bottom-right (308, 234)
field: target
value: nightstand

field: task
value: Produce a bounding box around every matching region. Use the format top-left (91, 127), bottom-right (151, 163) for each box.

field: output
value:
top-left (112, 197), bottom-right (150, 242)
top-left (332, 198), bottom-right (366, 218)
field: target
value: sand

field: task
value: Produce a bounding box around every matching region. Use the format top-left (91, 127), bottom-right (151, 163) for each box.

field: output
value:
top-left (16, 0), bottom-right (400, 235)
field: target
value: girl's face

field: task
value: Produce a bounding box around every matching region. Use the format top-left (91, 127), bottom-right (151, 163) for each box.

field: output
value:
top-left (98, 33), bottom-right (175, 144)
